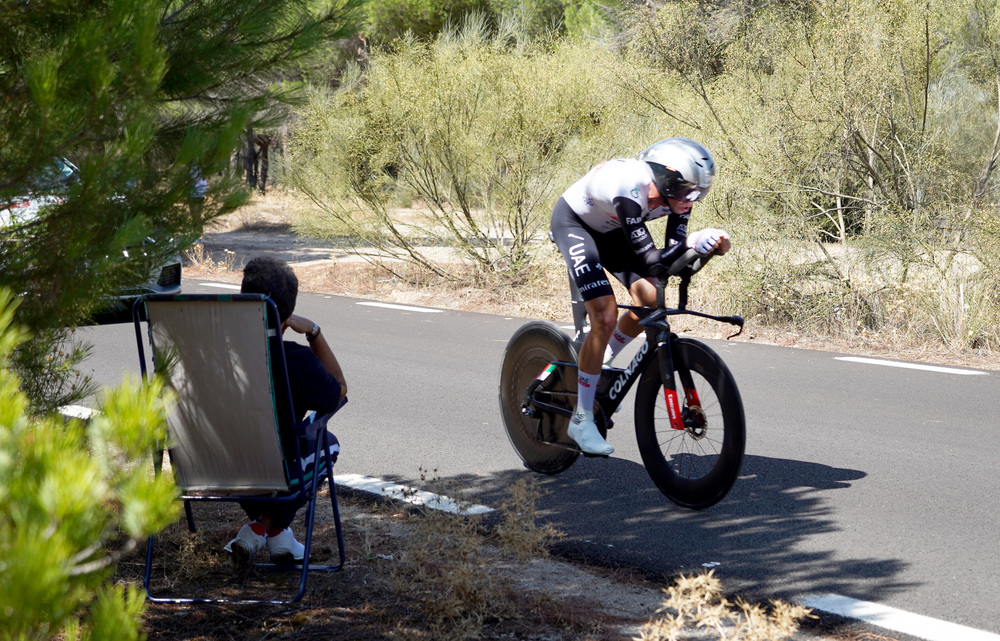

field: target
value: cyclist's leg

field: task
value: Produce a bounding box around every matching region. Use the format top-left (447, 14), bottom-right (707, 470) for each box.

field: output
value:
top-left (617, 276), bottom-right (657, 338)
top-left (603, 265), bottom-right (655, 363)
top-left (549, 200), bottom-right (617, 368)
top-left (578, 295), bottom-right (616, 374)
top-left (550, 200), bottom-right (616, 455)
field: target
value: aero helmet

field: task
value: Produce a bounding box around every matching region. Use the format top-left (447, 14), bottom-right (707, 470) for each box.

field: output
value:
top-left (637, 138), bottom-right (715, 202)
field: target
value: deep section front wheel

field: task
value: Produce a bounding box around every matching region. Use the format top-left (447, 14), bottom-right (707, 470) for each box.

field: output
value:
top-left (499, 321), bottom-right (579, 474)
top-left (634, 338), bottom-right (745, 509)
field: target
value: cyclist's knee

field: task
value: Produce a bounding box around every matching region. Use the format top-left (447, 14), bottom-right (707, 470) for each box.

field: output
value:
top-left (630, 279), bottom-right (657, 306)
top-left (588, 306), bottom-right (618, 339)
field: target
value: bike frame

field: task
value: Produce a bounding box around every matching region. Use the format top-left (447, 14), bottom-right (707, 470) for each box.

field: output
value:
top-left (529, 251), bottom-right (743, 435)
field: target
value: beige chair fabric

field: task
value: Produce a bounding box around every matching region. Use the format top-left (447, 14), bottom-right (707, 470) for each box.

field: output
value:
top-left (146, 299), bottom-right (289, 492)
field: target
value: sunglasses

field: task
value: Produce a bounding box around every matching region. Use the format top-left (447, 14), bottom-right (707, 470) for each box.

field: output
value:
top-left (670, 183), bottom-right (703, 202)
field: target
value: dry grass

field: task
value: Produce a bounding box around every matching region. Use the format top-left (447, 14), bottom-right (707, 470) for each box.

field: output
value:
top-left (637, 571), bottom-right (814, 641)
top-left (120, 474), bottom-right (817, 641)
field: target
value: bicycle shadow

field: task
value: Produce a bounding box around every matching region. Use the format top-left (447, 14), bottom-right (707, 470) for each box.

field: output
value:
top-left (468, 453), bottom-right (915, 604)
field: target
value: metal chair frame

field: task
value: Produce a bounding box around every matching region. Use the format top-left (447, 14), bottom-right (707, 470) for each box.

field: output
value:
top-left (133, 293), bottom-right (345, 604)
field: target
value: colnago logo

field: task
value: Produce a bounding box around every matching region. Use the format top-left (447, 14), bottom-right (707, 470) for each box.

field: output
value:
top-left (608, 341), bottom-right (649, 400)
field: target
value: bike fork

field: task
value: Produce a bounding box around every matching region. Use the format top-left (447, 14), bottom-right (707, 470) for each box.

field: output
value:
top-left (656, 334), bottom-right (698, 431)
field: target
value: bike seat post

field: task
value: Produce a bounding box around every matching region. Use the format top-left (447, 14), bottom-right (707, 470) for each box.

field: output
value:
top-left (568, 269), bottom-right (588, 345)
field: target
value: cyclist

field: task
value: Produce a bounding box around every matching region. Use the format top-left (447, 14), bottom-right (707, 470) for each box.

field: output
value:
top-left (549, 138), bottom-right (729, 456)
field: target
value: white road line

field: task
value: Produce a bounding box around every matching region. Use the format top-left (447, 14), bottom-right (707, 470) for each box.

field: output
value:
top-left (357, 301), bottom-right (443, 313)
top-left (61, 405), bottom-right (98, 419)
top-left (200, 282), bottom-right (241, 290)
top-left (335, 473), bottom-right (493, 515)
top-left (801, 594), bottom-right (1000, 641)
top-left (834, 356), bottom-right (987, 376)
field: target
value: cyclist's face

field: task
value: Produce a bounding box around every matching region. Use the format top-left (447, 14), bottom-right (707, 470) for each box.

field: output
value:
top-left (666, 197), bottom-right (693, 215)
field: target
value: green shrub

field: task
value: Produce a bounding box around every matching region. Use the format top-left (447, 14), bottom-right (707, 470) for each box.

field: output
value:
top-left (292, 18), bottom-right (647, 282)
top-left (0, 289), bottom-right (179, 640)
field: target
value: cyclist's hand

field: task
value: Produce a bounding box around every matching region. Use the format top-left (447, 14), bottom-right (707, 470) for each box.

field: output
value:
top-left (686, 228), bottom-right (731, 255)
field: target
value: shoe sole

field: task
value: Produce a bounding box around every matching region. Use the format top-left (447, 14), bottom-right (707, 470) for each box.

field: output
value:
top-left (229, 541), bottom-right (256, 566)
top-left (270, 551), bottom-right (304, 565)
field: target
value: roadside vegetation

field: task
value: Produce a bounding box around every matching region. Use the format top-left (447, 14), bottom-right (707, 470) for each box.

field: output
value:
top-left (291, 0), bottom-right (1000, 359)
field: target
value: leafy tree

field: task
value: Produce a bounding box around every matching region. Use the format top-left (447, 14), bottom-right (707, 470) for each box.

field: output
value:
top-left (0, 288), bottom-right (179, 640)
top-left (0, 0), bottom-right (361, 412)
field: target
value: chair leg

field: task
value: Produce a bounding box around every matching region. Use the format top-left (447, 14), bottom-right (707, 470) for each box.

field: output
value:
top-left (184, 500), bottom-right (196, 532)
top-left (143, 535), bottom-right (156, 599)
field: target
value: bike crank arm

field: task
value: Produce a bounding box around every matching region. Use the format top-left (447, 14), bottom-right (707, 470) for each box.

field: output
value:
top-left (521, 399), bottom-right (573, 419)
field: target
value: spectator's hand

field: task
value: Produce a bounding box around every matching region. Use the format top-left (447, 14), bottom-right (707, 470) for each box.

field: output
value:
top-left (282, 314), bottom-right (315, 335)
top-left (686, 228), bottom-right (731, 255)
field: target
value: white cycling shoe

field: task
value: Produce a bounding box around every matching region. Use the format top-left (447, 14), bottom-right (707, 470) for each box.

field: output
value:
top-left (567, 415), bottom-right (614, 456)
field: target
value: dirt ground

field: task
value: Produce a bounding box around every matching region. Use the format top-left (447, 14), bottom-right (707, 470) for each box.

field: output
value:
top-left (126, 489), bottom-right (713, 641)
top-left (130, 197), bottom-right (943, 641)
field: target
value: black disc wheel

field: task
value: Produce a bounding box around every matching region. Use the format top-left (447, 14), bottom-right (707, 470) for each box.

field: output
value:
top-left (634, 338), bottom-right (745, 509)
top-left (499, 321), bottom-right (579, 474)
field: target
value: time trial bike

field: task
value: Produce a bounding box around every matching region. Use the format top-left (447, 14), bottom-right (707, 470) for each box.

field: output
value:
top-left (499, 249), bottom-right (746, 509)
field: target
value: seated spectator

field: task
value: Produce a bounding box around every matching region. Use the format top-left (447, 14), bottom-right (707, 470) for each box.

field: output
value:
top-left (224, 256), bottom-right (348, 564)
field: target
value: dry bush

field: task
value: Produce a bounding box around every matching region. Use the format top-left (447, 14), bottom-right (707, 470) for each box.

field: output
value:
top-left (637, 571), bottom-right (813, 641)
top-left (384, 470), bottom-right (515, 640)
top-left (492, 477), bottom-right (563, 561)
top-left (182, 243), bottom-right (238, 274)
top-left (383, 471), bottom-right (568, 640)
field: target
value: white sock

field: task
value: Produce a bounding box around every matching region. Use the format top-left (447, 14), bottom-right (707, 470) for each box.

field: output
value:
top-left (574, 371), bottom-right (600, 419)
top-left (608, 329), bottom-right (635, 361)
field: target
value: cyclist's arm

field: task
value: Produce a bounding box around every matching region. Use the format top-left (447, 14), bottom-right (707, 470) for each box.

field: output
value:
top-left (613, 197), bottom-right (689, 270)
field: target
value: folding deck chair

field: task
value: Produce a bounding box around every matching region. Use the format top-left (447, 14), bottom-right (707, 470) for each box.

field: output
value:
top-left (133, 293), bottom-right (346, 604)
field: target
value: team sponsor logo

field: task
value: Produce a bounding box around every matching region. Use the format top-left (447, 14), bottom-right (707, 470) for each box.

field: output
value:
top-left (625, 217), bottom-right (643, 225)
top-left (630, 186), bottom-right (640, 198)
top-left (638, 241), bottom-right (655, 253)
top-left (583, 196), bottom-right (595, 206)
top-left (609, 341), bottom-right (649, 400)
top-left (579, 279), bottom-right (609, 292)
top-left (630, 229), bottom-right (647, 241)
top-left (568, 242), bottom-right (591, 276)
top-left (664, 389), bottom-right (679, 424)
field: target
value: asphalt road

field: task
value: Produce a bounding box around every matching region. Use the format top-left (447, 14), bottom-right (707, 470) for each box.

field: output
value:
top-left (78, 279), bottom-right (1000, 639)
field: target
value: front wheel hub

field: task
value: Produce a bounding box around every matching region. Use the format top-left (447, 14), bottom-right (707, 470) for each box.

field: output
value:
top-left (683, 405), bottom-right (708, 439)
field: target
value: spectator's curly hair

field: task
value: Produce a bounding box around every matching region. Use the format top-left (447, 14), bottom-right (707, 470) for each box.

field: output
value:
top-left (241, 256), bottom-right (298, 322)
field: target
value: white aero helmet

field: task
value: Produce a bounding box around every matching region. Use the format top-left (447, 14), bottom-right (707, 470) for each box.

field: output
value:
top-left (637, 138), bottom-right (715, 202)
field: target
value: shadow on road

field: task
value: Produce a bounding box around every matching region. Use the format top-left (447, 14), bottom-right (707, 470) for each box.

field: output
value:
top-left (444, 454), bottom-right (914, 604)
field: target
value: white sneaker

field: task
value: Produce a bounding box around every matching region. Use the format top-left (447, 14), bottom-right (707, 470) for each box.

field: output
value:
top-left (224, 522), bottom-right (267, 565)
top-left (267, 527), bottom-right (306, 565)
top-left (567, 415), bottom-right (614, 456)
